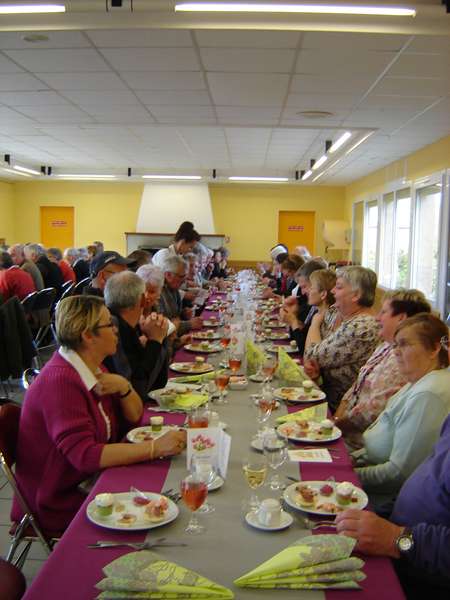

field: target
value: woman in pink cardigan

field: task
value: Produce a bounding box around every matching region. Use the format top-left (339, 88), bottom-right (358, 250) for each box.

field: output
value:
top-left (11, 295), bottom-right (186, 535)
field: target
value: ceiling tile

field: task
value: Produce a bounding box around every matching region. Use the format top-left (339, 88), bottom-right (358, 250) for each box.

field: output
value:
top-left (35, 72), bottom-right (129, 91)
top-left (302, 32), bottom-right (408, 51)
top-left (0, 53), bottom-right (25, 73)
top-left (0, 91), bottom-right (69, 106)
top-left (296, 49), bottom-right (396, 75)
top-left (216, 106), bottom-right (281, 124)
top-left (80, 106), bottom-right (155, 122)
top-left (373, 76), bottom-right (450, 96)
top-left (120, 71), bottom-right (205, 90)
top-left (0, 73), bottom-right (48, 91)
top-left (207, 73), bottom-right (289, 106)
top-left (135, 90), bottom-right (211, 105)
top-left (388, 54), bottom-right (450, 78)
top-left (286, 93), bottom-right (357, 110)
top-left (5, 49), bottom-right (110, 72)
top-left (195, 30), bottom-right (301, 48)
top-left (148, 105), bottom-right (215, 118)
top-left (61, 90), bottom-right (140, 105)
top-left (86, 29), bottom-right (193, 47)
top-left (405, 36), bottom-right (450, 54)
top-left (290, 74), bottom-right (373, 95)
top-left (200, 48), bottom-right (295, 72)
top-left (100, 48), bottom-right (200, 71)
top-left (360, 95), bottom-right (438, 111)
top-left (0, 31), bottom-right (90, 50)
top-left (13, 104), bottom-right (91, 119)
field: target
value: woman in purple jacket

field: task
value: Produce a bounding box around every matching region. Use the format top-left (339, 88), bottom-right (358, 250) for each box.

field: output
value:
top-left (12, 295), bottom-right (186, 535)
top-left (336, 413), bottom-right (450, 599)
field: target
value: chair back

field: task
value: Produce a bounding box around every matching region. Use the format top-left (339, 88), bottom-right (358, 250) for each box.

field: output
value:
top-left (32, 288), bottom-right (56, 312)
top-left (21, 292), bottom-right (37, 315)
top-left (72, 277), bottom-right (90, 294)
top-left (0, 403), bottom-right (21, 469)
top-left (21, 369), bottom-right (40, 391)
top-left (59, 282), bottom-right (75, 301)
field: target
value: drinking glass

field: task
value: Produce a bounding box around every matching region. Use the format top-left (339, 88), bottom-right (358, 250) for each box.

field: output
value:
top-left (254, 392), bottom-right (273, 439)
top-left (228, 353), bottom-right (242, 374)
top-left (187, 407), bottom-right (209, 429)
top-left (180, 474), bottom-right (208, 534)
top-left (214, 371), bottom-right (230, 404)
top-left (263, 432), bottom-right (288, 490)
top-left (242, 455), bottom-right (268, 511)
top-left (190, 455), bottom-right (217, 514)
top-left (262, 355), bottom-right (278, 383)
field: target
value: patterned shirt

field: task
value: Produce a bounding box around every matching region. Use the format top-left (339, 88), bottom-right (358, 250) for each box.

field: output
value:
top-left (340, 341), bottom-right (407, 449)
top-left (304, 313), bottom-right (380, 410)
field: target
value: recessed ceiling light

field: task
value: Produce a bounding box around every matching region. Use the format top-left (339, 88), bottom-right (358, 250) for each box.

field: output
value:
top-left (175, 4), bottom-right (416, 17)
top-left (296, 110), bottom-right (334, 119)
top-left (0, 4), bottom-right (66, 14)
top-left (22, 33), bottom-right (50, 43)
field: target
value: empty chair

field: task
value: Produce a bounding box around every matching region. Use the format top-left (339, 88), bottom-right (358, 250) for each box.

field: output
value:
top-left (29, 288), bottom-right (57, 362)
top-left (0, 403), bottom-right (56, 569)
top-left (72, 277), bottom-right (91, 294)
top-left (20, 291), bottom-right (37, 318)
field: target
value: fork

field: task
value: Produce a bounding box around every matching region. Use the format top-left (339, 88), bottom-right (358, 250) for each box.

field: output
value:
top-left (88, 535), bottom-right (188, 550)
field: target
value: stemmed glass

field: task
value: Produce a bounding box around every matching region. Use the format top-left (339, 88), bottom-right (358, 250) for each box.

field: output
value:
top-left (228, 352), bottom-right (242, 374)
top-left (214, 371), bottom-right (230, 404)
top-left (263, 432), bottom-right (288, 490)
top-left (219, 326), bottom-right (231, 365)
top-left (262, 355), bottom-right (278, 383)
top-left (190, 455), bottom-right (217, 514)
top-left (254, 391), bottom-right (274, 440)
top-left (242, 455), bottom-right (268, 512)
top-left (180, 474), bottom-right (208, 534)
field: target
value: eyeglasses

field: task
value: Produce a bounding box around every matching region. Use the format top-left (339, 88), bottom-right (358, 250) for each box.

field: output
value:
top-left (94, 320), bottom-right (115, 331)
top-left (440, 336), bottom-right (449, 350)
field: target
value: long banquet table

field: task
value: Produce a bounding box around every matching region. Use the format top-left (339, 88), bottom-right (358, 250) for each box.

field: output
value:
top-left (23, 299), bottom-right (405, 600)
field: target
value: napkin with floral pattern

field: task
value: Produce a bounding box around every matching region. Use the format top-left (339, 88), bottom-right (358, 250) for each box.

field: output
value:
top-left (245, 340), bottom-right (266, 375)
top-left (234, 535), bottom-right (365, 590)
top-left (96, 551), bottom-right (234, 599)
top-left (276, 402), bottom-right (328, 424)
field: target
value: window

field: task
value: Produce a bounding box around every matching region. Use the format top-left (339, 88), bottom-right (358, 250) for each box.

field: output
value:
top-left (412, 183), bottom-right (442, 301)
top-left (379, 192), bottom-right (394, 287)
top-left (351, 201), bottom-right (364, 264)
top-left (363, 200), bottom-right (379, 272)
top-left (393, 189), bottom-right (411, 288)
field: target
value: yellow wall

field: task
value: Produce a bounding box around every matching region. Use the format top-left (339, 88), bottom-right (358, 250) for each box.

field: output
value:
top-left (210, 183), bottom-right (347, 261)
top-left (345, 134), bottom-right (450, 218)
top-left (0, 179), bottom-right (15, 244)
top-left (12, 181), bottom-right (143, 255)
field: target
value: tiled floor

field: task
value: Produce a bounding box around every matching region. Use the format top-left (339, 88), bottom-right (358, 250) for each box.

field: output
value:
top-left (1, 375), bottom-right (49, 588)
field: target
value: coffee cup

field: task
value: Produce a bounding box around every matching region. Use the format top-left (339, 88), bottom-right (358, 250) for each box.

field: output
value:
top-left (257, 498), bottom-right (282, 527)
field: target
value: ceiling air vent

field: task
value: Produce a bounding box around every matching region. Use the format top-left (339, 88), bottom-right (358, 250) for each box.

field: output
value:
top-left (296, 111), bottom-right (334, 119)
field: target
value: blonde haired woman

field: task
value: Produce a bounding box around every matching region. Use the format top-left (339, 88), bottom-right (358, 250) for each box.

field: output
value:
top-left (304, 269), bottom-right (338, 352)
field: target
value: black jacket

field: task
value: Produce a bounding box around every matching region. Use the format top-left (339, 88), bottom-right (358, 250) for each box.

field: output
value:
top-left (36, 255), bottom-right (64, 291)
top-left (0, 296), bottom-right (36, 379)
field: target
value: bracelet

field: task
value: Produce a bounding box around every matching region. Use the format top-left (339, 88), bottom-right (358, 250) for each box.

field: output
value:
top-left (119, 384), bottom-right (132, 399)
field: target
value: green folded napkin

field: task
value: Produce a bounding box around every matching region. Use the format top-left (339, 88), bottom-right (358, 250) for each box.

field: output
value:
top-left (245, 340), bottom-right (266, 375)
top-left (173, 393), bottom-right (208, 409)
top-left (234, 534), bottom-right (365, 590)
top-left (96, 551), bottom-right (234, 599)
top-left (169, 372), bottom-right (216, 384)
top-left (275, 347), bottom-right (306, 385)
top-left (276, 401), bottom-right (328, 424)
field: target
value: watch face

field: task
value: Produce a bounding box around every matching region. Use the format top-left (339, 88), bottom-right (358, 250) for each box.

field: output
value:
top-left (398, 535), bottom-right (413, 552)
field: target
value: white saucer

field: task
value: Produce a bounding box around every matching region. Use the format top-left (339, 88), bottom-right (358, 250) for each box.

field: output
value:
top-left (208, 474), bottom-right (224, 491)
top-left (245, 510), bottom-right (293, 531)
top-left (250, 438), bottom-right (263, 451)
top-left (249, 374), bottom-right (265, 383)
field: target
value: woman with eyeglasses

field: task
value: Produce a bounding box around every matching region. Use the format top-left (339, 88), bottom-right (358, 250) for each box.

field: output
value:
top-left (11, 295), bottom-right (186, 536)
top-left (352, 312), bottom-right (450, 512)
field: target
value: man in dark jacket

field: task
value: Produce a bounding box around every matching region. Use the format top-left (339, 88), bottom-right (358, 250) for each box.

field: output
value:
top-left (24, 243), bottom-right (63, 292)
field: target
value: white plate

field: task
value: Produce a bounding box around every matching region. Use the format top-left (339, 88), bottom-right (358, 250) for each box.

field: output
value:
top-left (266, 344), bottom-right (297, 354)
top-left (126, 425), bottom-right (176, 444)
top-left (245, 510), bottom-right (293, 531)
top-left (185, 343), bottom-right (222, 354)
top-left (169, 362), bottom-right (215, 374)
top-left (267, 332), bottom-right (290, 340)
top-left (277, 422), bottom-right (342, 443)
top-left (86, 492), bottom-right (179, 531)
top-left (202, 320), bottom-right (220, 327)
top-left (264, 321), bottom-right (285, 329)
top-left (283, 481), bottom-right (368, 516)
top-left (274, 387), bottom-right (326, 403)
top-left (208, 474), bottom-right (224, 491)
top-left (192, 331), bottom-right (222, 340)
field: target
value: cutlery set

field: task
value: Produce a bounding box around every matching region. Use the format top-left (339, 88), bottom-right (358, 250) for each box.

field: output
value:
top-left (88, 535), bottom-right (188, 550)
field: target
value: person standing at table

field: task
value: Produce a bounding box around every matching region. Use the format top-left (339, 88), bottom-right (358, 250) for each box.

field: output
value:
top-left (352, 312), bottom-right (450, 512)
top-left (152, 221), bottom-right (201, 268)
top-left (11, 295), bottom-right (186, 536)
top-left (335, 289), bottom-right (431, 450)
top-left (303, 265), bottom-right (380, 411)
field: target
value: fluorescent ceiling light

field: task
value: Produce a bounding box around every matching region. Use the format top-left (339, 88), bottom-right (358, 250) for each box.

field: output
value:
top-left (175, 3), bottom-right (416, 16)
top-left (312, 155), bottom-right (327, 170)
top-left (312, 171), bottom-right (326, 182)
top-left (1, 167), bottom-right (31, 177)
top-left (56, 174), bottom-right (117, 179)
top-left (13, 164), bottom-right (40, 175)
top-left (329, 131), bottom-right (352, 153)
top-left (142, 175), bottom-right (202, 180)
top-left (301, 170), bottom-right (312, 181)
top-left (345, 132), bottom-right (374, 155)
top-left (228, 176), bottom-right (288, 182)
top-left (0, 4), bottom-right (66, 14)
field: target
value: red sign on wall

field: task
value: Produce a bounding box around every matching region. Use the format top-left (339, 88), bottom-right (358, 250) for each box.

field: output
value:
top-left (51, 220), bottom-right (67, 228)
top-left (287, 225), bottom-right (304, 231)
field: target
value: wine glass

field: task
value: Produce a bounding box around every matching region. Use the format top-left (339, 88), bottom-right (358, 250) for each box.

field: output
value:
top-left (180, 474), bottom-right (208, 534)
top-left (190, 455), bottom-right (217, 514)
top-left (187, 407), bottom-right (209, 429)
top-left (262, 355), bottom-right (278, 383)
top-left (242, 455), bottom-right (268, 512)
top-left (254, 392), bottom-right (273, 440)
top-left (214, 371), bottom-right (230, 404)
top-left (228, 353), bottom-right (242, 374)
top-left (263, 432), bottom-right (288, 490)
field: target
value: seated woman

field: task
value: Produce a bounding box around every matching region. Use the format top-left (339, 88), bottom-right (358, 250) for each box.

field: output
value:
top-left (210, 249), bottom-right (228, 279)
top-left (335, 289), bottom-right (431, 450)
top-left (11, 295), bottom-right (185, 535)
top-left (353, 313), bottom-right (450, 511)
top-left (303, 266), bottom-right (380, 410)
top-left (337, 411), bottom-right (450, 600)
top-left (304, 268), bottom-right (339, 351)
top-left (104, 271), bottom-right (170, 398)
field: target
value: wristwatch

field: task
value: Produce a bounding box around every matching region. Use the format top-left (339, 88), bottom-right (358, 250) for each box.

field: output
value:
top-left (395, 528), bottom-right (415, 554)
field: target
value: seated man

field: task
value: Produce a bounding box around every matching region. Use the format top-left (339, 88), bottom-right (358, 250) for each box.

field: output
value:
top-left (84, 251), bottom-right (133, 297)
top-left (0, 251), bottom-right (35, 301)
top-left (24, 243), bottom-right (63, 292)
top-left (104, 271), bottom-right (170, 399)
top-left (64, 247), bottom-right (90, 283)
top-left (8, 243), bottom-right (44, 291)
top-left (48, 247), bottom-right (76, 283)
top-left (159, 255), bottom-right (202, 336)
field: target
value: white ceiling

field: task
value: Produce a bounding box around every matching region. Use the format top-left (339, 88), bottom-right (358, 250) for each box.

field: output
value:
top-left (0, 1), bottom-right (449, 184)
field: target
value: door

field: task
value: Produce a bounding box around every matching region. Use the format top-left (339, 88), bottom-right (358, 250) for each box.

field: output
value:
top-left (40, 206), bottom-right (74, 249)
top-left (278, 210), bottom-right (315, 254)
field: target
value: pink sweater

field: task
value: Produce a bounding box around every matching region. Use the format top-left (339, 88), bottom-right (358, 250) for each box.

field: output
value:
top-left (11, 352), bottom-right (121, 535)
